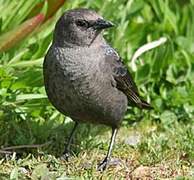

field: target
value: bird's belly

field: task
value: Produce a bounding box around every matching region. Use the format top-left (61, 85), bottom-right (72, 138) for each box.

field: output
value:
top-left (44, 60), bottom-right (128, 127)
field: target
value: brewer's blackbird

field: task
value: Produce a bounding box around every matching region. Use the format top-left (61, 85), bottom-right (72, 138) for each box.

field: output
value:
top-left (43, 8), bottom-right (152, 171)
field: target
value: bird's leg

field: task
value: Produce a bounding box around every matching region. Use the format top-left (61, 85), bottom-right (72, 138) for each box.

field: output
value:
top-left (97, 127), bottom-right (118, 171)
top-left (61, 122), bottom-right (78, 161)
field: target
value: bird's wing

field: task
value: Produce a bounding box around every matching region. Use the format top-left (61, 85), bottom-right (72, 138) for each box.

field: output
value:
top-left (103, 45), bottom-right (152, 109)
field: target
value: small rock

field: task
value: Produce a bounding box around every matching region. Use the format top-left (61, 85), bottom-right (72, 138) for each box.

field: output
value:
top-left (19, 167), bottom-right (28, 174)
top-left (131, 166), bottom-right (152, 178)
top-left (109, 158), bottom-right (122, 166)
top-left (124, 133), bottom-right (141, 146)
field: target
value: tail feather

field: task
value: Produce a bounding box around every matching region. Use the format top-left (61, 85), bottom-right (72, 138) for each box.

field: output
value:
top-left (140, 99), bottom-right (153, 110)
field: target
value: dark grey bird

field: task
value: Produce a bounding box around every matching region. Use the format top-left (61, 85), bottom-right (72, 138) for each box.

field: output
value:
top-left (43, 8), bottom-right (152, 171)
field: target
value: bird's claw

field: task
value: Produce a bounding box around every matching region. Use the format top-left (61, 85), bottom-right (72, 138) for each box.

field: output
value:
top-left (97, 158), bottom-right (109, 171)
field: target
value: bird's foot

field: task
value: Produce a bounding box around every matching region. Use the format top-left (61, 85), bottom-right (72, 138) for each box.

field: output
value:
top-left (97, 157), bottom-right (109, 171)
top-left (60, 151), bottom-right (70, 161)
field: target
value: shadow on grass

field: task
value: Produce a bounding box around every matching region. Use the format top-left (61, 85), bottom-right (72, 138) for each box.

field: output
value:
top-left (0, 173), bottom-right (9, 180)
top-left (46, 120), bottom-right (110, 157)
top-left (0, 115), bottom-right (110, 159)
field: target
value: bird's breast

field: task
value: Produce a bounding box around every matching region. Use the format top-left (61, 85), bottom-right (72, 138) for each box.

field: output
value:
top-left (44, 46), bottom-right (128, 127)
top-left (59, 47), bottom-right (106, 97)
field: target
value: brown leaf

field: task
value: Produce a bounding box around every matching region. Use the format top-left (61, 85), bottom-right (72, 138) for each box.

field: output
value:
top-left (0, 14), bottom-right (45, 52)
top-left (27, 0), bottom-right (66, 21)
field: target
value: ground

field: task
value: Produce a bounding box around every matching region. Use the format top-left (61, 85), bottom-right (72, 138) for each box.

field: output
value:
top-left (0, 119), bottom-right (193, 179)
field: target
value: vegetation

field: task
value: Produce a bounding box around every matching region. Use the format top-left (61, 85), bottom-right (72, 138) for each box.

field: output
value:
top-left (0, 0), bottom-right (193, 179)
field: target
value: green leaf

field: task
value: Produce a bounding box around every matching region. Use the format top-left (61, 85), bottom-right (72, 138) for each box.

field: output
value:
top-left (160, 110), bottom-right (177, 127)
top-left (10, 167), bottom-right (18, 180)
top-left (31, 164), bottom-right (50, 180)
top-left (16, 94), bottom-right (47, 101)
top-left (136, 63), bottom-right (150, 84)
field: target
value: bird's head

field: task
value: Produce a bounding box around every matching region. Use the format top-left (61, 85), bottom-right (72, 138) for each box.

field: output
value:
top-left (53, 8), bottom-right (114, 47)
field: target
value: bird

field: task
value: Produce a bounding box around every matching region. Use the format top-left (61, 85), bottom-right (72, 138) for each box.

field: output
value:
top-left (43, 8), bottom-right (152, 171)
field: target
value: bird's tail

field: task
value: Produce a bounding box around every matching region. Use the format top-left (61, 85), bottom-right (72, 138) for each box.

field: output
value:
top-left (140, 99), bottom-right (153, 110)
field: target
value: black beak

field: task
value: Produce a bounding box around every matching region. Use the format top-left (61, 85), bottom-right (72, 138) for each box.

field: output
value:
top-left (93, 19), bottom-right (114, 30)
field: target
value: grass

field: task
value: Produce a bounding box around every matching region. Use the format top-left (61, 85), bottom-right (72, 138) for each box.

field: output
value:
top-left (0, 0), bottom-right (194, 179)
top-left (0, 122), bottom-right (193, 179)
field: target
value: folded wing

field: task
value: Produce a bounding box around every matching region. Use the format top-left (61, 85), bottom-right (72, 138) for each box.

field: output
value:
top-left (104, 45), bottom-right (152, 109)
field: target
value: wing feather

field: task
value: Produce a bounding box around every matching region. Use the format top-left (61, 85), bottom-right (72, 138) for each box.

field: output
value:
top-left (103, 45), bottom-right (152, 109)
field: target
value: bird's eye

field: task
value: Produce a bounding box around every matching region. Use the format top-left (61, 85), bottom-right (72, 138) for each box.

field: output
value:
top-left (76, 20), bottom-right (89, 28)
